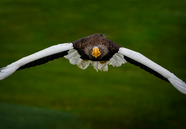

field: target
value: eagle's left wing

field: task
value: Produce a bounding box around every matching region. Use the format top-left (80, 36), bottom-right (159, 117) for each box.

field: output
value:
top-left (118, 47), bottom-right (186, 94)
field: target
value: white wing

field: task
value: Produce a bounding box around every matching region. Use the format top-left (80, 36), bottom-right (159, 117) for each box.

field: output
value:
top-left (0, 43), bottom-right (73, 80)
top-left (118, 47), bottom-right (186, 94)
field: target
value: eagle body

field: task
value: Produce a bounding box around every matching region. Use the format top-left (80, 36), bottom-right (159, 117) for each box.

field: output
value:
top-left (73, 34), bottom-right (120, 61)
top-left (0, 34), bottom-right (186, 94)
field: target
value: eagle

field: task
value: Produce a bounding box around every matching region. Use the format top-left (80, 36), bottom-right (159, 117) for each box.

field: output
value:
top-left (0, 34), bottom-right (186, 94)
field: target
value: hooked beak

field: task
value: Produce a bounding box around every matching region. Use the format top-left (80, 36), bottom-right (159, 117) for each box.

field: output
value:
top-left (92, 47), bottom-right (101, 58)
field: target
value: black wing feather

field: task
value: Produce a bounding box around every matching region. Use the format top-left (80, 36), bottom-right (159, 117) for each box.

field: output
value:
top-left (17, 51), bottom-right (68, 71)
top-left (124, 56), bottom-right (169, 82)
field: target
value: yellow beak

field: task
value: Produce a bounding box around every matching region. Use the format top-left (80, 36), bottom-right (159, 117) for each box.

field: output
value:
top-left (92, 47), bottom-right (101, 58)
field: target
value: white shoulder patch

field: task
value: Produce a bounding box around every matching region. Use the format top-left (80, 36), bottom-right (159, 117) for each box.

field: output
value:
top-left (64, 49), bottom-right (90, 70)
top-left (64, 49), bottom-right (126, 71)
top-left (109, 53), bottom-right (127, 67)
top-left (64, 49), bottom-right (81, 65)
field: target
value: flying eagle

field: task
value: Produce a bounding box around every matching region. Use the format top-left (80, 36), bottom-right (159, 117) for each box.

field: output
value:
top-left (0, 34), bottom-right (186, 94)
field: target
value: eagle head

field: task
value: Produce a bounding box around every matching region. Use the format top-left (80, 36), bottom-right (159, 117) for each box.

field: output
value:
top-left (87, 45), bottom-right (108, 61)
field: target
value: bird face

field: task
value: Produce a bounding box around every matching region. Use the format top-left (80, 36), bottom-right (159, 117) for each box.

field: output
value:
top-left (84, 45), bottom-right (108, 61)
top-left (91, 47), bottom-right (101, 58)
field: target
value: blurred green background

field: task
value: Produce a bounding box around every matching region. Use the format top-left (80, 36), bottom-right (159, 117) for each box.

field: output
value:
top-left (0, 0), bottom-right (186, 129)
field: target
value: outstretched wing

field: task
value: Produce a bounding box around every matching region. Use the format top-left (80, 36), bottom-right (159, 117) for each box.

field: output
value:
top-left (118, 47), bottom-right (186, 94)
top-left (0, 43), bottom-right (73, 80)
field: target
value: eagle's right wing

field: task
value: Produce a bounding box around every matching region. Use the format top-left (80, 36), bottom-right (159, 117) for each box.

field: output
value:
top-left (0, 43), bottom-right (73, 80)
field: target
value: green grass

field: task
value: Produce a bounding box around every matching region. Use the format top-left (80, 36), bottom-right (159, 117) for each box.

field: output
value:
top-left (0, 102), bottom-right (81, 129)
top-left (0, 0), bottom-right (186, 129)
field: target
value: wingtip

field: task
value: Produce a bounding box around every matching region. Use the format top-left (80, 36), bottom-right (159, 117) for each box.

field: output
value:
top-left (168, 77), bottom-right (186, 94)
top-left (0, 65), bottom-right (19, 80)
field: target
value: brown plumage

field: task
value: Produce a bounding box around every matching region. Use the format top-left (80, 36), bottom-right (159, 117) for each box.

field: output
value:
top-left (73, 34), bottom-right (120, 61)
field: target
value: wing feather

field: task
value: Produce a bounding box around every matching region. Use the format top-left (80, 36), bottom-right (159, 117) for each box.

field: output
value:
top-left (17, 50), bottom-right (68, 70)
top-left (123, 56), bottom-right (169, 82)
top-left (118, 47), bottom-right (186, 94)
top-left (0, 43), bottom-right (73, 80)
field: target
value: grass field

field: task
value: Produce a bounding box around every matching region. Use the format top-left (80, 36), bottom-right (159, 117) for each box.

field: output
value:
top-left (0, 102), bottom-right (81, 129)
top-left (0, 0), bottom-right (186, 129)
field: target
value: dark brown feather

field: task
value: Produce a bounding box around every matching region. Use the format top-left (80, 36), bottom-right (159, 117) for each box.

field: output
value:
top-left (124, 56), bottom-right (169, 82)
top-left (72, 34), bottom-right (120, 61)
top-left (17, 51), bottom-right (68, 71)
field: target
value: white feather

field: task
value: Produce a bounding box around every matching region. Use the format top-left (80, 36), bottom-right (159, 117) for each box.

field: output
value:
top-left (118, 47), bottom-right (186, 94)
top-left (69, 54), bottom-right (81, 65)
top-left (92, 62), bottom-right (99, 72)
top-left (77, 60), bottom-right (90, 69)
top-left (110, 53), bottom-right (126, 67)
top-left (64, 49), bottom-right (78, 60)
top-left (102, 65), bottom-right (108, 71)
top-left (168, 77), bottom-right (186, 94)
top-left (0, 65), bottom-right (19, 80)
top-left (98, 62), bottom-right (104, 70)
top-left (64, 50), bottom-right (80, 65)
top-left (65, 49), bottom-right (125, 71)
top-left (0, 43), bottom-right (73, 80)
